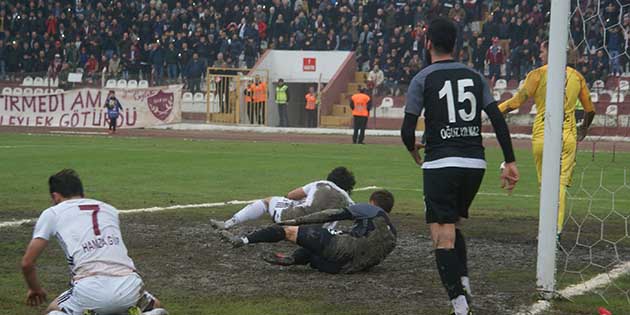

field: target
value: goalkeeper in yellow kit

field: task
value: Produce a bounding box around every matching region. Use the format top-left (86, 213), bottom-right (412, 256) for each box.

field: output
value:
top-left (498, 41), bottom-right (596, 236)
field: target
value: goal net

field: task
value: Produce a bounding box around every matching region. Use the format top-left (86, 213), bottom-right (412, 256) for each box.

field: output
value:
top-left (545, 0), bottom-right (630, 310)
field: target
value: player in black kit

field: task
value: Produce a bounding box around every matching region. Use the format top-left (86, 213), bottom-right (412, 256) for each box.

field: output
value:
top-left (400, 18), bottom-right (520, 315)
top-left (217, 190), bottom-right (397, 274)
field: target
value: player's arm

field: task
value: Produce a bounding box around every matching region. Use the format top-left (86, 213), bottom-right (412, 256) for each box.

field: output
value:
top-left (349, 98), bottom-right (355, 110)
top-left (286, 187), bottom-right (307, 200)
top-left (401, 75), bottom-right (424, 166)
top-left (577, 74), bottom-right (596, 141)
top-left (481, 77), bottom-right (519, 191)
top-left (279, 208), bottom-right (353, 225)
top-left (22, 238), bottom-right (48, 306)
top-left (498, 69), bottom-right (540, 113)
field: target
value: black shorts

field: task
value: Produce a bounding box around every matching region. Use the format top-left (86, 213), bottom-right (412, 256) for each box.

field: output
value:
top-left (423, 167), bottom-right (485, 224)
top-left (296, 225), bottom-right (344, 273)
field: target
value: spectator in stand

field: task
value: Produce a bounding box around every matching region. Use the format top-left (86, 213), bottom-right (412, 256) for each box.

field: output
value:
top-left (244, 38), bottom-right (258, 68)
top-left (486, 37), bottom-right (505, 86)
top-left (0, 0), bottom-right (622, 89)
top-left (518, 39), bottom-right (536, 80)
top-left (591, 50), bottom-right (609, 82)
top-left (165, 43), bottom-right (179, 83)
top-left (367, 64), bottom-right (385, 97)
top-left (469, 36), bottom-right (486, 74)
top-left (185, 53), bottom-right (204, 94)
top-left (0, 40), bottom-right (6, 80)
top-left (606, 26), bottom-right (623, 77)
top-left (108, 54), bottom-right (121, 79)
top-left (149, 42), bottom-right (164, 86)
top-left (498, 16), bottom-right (511, 59)
top-left (48, 53), bottom-right (63, 82)
top-left (84, 54), bottom-right (98, 79)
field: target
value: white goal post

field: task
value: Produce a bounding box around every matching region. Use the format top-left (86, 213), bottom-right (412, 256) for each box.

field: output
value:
top-left (536, 0), bottom-right (571, 299)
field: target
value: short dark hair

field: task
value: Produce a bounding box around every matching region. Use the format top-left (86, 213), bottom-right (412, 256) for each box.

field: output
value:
top-left (49, 169), bottom-right (84, 198)
top-left (370, 190), bottom-right (394, 213)
top-left (427, 17), bottom-right (457, 54)
top-left (326, 166), bottom-right (356, 193)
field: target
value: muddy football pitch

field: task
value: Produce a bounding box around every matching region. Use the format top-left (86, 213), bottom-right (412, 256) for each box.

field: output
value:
top-left (1, 128), bottom-right (629, 315)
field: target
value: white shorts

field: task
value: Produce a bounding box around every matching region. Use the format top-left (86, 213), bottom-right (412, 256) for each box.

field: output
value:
top-left (57, 273), bottom-right (155, 315)
top-left (268, 197), bottom-right (304, 223)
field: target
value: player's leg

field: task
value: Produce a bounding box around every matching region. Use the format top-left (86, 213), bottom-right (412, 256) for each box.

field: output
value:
top-left (219, 224), bottom-right (291, 247)
top-left (210, 198), bottom-right (272, 229)
top-left (424, 168), bottom-right (469, 315)
top-left (352, 116), bottom-right (359, 143)
top-left (532, 140), bottom-right (544, 188)
top-left (43, 292), bottom-right (65, 314)
top-left (112, 117), bottom-right (117, 133)
top-left (454, 168), bottom-right (485, 297)
top-left (558, 136), bottom-right (577, 236)
top-left (248, 102), bottom-right (254, 124)
top-left (358, 117), bottom-right (367, 144)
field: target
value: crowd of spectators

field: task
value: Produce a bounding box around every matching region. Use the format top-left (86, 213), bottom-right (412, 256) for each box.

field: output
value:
top-left (0, 0), bottom-right (628, 93)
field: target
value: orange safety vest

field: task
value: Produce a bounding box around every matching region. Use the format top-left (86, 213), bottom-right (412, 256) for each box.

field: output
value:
top-left (253, 82), bottom-right (267, 103)
top-left (351, 93), bottom-right (370, 117)
top-left (244, 85), bottom-right (253, 103)
top-left (305, 93), bottom-right (317, 110)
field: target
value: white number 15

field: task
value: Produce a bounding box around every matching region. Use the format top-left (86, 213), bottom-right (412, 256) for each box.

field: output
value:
top-left (438, 79), bottom-right (477, 123)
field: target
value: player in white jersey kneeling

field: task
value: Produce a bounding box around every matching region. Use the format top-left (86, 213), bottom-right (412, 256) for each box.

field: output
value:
top-left (21, 169), bottom-right (167, 315)
top-left (210, 167), bottom-right (356, 229)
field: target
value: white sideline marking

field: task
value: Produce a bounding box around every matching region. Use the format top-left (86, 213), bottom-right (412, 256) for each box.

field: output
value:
top-left (0, 199), bottom-right (257, 230)
top-left (517, 261), bottom-right (630, 315)
top-left (49, 131), bottom-right (109, 135)
top-left (0, 219), bottom-right (34, 228)
top-left (152, 123), bottom-right (630, 143)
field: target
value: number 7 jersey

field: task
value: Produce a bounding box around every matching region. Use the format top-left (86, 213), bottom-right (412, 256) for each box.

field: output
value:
top-left (32, 199), bottom-right (136, 280)
top-left (405, 60), bottom-right (495, 169)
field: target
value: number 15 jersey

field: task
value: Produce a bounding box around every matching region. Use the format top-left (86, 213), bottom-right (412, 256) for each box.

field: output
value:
top-left (405, 60), bottom-right (495, 169)
top-left (33, 199), bottom-right (136, 280)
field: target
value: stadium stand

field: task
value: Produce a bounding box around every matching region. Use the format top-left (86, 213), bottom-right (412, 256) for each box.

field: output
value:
top-left (0, 1), bottom-right (626, 90)
top-left (0, 0), bottom-right (628, 130)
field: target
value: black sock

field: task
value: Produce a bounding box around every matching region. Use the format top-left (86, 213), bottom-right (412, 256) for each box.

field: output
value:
top-left (246, 225), bottom-right (286, 244)
top-left (435, 248), bottom-right (465, 300)
top-left (455, 229), bottom-right (468, 277)
top-left (291, 248), bottom-right (311, 265)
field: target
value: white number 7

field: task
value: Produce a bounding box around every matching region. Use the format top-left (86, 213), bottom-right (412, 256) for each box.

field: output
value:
top-left (439, 79), bottom-right (477, 123)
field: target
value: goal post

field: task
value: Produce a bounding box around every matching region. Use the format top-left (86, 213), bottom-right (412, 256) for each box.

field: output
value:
top-left (536, 0), bottom-right (571, 299)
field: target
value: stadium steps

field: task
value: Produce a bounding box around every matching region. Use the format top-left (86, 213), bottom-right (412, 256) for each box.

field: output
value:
top-left (321, 115), bottom-right (352, 127)
top-left (332, 104), bottom-right (352, 116)
top-left (321, 71), bottom-right (370, 128)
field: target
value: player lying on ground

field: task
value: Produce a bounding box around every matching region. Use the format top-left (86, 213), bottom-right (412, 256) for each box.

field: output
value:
top-left (401, 18), bottom-right (519, 315)
top-left (210, 166), bottom-right (355, 229)
top-left (21, 169), bottom-right (167, 315)
top-left (498, 40), bottom-right (595, 237)
top-left (217, 190), bottom-right (396, 274)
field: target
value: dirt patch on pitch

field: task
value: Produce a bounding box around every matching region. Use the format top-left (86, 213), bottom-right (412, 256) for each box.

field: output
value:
top-left (121, 212), bottom-right (538, 314)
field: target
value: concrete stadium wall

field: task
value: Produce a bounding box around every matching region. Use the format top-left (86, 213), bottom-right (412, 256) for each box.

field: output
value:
top-left (320, 52), bottom-right (357, 117)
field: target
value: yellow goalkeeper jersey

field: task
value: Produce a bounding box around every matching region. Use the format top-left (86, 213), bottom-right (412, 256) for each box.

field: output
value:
top-left (498, 65), bottom-right (595, 140)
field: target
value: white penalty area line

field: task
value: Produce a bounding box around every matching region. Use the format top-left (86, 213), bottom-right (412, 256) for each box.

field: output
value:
top-left (0, 186), bottom-right (385, 230)
top-left (517, 261), bottom-right (630, 315)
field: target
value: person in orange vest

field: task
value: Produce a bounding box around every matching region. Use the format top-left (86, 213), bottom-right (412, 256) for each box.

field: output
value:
top-left (244, 80), bottom-right (254, 124)
top-left (304, 86), bottom-right (318, 128)
top-left (253, 75), bottom-right (267, 124)
top-left (350, 87), bottom-right (372, 144)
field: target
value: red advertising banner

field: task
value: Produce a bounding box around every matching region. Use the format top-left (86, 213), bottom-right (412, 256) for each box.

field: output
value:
top-left (303, 58), bottom-right (316, 72)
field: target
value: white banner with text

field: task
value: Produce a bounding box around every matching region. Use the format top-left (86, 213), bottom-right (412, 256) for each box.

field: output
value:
top-left (0, 85), bottom-right (182, 128)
